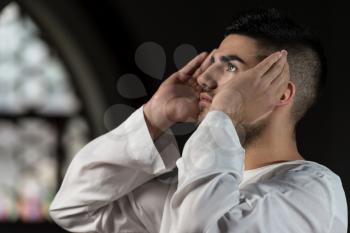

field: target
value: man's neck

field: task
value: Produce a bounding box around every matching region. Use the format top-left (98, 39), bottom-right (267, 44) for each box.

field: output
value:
top-left (243, 120), bottom-right (304, 171)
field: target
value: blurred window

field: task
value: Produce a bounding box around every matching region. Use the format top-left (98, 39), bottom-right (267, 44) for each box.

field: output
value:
top-left (0, 3), bottom-right (90, 222)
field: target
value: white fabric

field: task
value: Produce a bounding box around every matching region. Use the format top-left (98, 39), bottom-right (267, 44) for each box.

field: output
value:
top-left (49, 105), bottom-right (348, 233)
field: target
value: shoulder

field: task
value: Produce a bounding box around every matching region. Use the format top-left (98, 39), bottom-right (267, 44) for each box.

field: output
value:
top-left (255, 160), bottom-right (344, 195)
top-left (272, 160), bottom-right (348, 229)
top-left (245, 160), bottom-right (346, 212)
top-left (244, 161), bottom-right (348, 232)
top-left (268, 160), bottom-right (342, 186)
top-left (265, 160), bottom-right (347, 225)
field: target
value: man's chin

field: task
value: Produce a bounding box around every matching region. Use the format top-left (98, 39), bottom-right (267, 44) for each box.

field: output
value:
top-left (196, 106), bottom-right (210, 125)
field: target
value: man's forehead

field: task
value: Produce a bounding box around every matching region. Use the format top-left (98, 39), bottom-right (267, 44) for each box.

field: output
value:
top-left (215, 34), bottom-right (260, 64)
top-left (219, 34), bottom-right (258, 49)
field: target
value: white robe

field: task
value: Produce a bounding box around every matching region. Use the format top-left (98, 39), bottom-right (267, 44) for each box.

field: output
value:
top-left (49, 105), bottom-right (348, 233)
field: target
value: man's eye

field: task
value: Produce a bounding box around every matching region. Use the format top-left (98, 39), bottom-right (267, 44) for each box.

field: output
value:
top-left (226, 63), bottom-right (237, 72)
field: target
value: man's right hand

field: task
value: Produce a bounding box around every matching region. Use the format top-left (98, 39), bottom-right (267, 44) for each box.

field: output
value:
top-left (143, 51), bottom-right (213, 139)
top-left (210, 50), bottom-right (289, 126)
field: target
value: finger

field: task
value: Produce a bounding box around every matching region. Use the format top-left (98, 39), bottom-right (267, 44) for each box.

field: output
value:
top-left (273, 78), bottom-right (290, 104)
top-left (176, 73), bottom-right (192, 82)
top-left (276, 79), bottom-right (289, 101)
top-left (177, 52), bottom-right (208, 82)
top-left (271, 62), bottom-right (290, 95)
top-left (193, 49), bottom-right (217, 78)
top-left (179, 52), bottom-right (208, 76)
top-left (186, 76), bottom-right (203, 93)
top-left (253, 50), bottom-right (285, 76)
top-left (262, 52), bottom-right (287, 84)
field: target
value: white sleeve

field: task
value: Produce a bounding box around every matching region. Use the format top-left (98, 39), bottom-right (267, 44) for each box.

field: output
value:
top-left (164, 110), bottom-right (347, 233)
top-left (49, 105), bottom-right (181, 233)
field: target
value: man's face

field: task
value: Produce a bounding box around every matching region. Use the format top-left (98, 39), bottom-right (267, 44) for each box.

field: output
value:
top-left (196, 34), bottom-right (269, 146)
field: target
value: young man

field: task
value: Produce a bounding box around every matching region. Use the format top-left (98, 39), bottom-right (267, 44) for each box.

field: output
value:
top-left (49, 8), bottom-right (348, 233)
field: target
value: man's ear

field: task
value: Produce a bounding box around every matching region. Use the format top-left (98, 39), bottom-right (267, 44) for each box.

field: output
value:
top-left (276, 81), bottom-right (295, 106)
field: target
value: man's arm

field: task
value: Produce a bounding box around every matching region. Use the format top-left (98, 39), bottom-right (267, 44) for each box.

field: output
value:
top-left (49, 51), bottom-right (213, 232)
top-left (49, 104), bottom-right (180, 232)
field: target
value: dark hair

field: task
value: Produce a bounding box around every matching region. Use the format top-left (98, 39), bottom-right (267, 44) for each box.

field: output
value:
top-left (225, 8), bottom-right (327, 124)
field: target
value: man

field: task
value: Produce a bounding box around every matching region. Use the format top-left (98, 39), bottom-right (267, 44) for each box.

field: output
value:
top-left (49, 8), bottom-right (347, 233)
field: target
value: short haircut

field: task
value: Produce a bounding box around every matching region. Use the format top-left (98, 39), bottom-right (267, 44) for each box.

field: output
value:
top-left (224, 8), bottom-right (327, 124)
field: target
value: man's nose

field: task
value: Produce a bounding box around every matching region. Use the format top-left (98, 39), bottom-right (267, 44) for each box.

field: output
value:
top-left (197, 66), bottom-right (218, 91)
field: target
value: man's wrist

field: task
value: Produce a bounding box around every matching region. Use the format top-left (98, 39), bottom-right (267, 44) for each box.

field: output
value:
top-left (209, 90), bottom-right (243, 124)
top-left (208, 104), bottom-right (241, 124)
top-left (207, 106), bottom-right (246, 145)
top-left (143, 103), bottom-right (172, 140)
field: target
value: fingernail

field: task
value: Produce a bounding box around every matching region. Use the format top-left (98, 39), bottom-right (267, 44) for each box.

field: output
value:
top-left (281, 50), bottom-right (288, 56)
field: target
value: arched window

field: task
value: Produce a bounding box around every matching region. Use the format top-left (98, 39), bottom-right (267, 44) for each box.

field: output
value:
top-left (0, 2), bottom-right (92, 223)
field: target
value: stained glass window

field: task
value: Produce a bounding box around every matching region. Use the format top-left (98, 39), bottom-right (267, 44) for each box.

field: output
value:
top-left (0, 3), bottom-right (91, 222)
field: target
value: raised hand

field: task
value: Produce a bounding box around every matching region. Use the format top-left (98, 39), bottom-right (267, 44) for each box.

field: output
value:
top-left (143, 51), bottom-right (215, 139)
top-left (209, 50), bottom-right (289, 126)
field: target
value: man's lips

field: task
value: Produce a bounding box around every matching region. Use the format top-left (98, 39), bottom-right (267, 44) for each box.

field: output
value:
top-left (199, 92), bottom-right (213, 104)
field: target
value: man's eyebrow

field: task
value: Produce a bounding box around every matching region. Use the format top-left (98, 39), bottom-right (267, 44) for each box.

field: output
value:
top-left (220, 55), bottom-right (246, 64)
top-left (210, 55), bottom-right (246, 64)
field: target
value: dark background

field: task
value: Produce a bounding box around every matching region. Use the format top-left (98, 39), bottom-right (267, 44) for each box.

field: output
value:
top-left (1, 0), bottom-right (348, 232)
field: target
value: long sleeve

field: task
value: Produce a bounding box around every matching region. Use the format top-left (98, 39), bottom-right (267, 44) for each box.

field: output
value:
top-left (161, 110), bottom-right (348, 233)
top-left (49, 105), bottom-right (181, 233)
